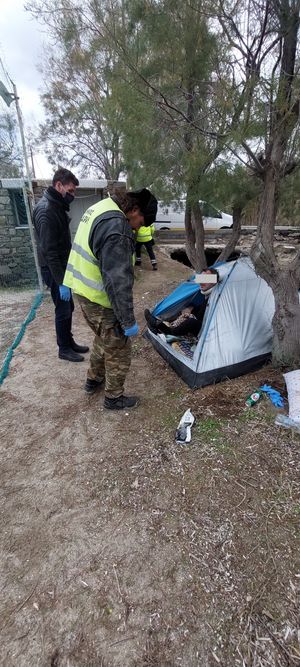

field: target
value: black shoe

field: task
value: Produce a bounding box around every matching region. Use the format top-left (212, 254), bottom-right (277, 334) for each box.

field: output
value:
top-left (103, 395), bottom-right (139, 410)
top-left (71, 341), bottom-right (90, 353)
top-left (152, 264), bottom-right (158, 271)
top-left (59, 347), bottom-right (84, 362)
top-left (84, 378), bottom-right (104, 394)
top-left (144, 308), bottom-right (160, 334)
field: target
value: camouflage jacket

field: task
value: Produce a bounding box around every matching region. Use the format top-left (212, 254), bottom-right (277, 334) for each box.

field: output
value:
top-left (89, 212), bottom-right (136, 329)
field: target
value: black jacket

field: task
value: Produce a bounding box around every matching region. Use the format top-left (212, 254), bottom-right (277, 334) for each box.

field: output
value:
top-left (33, 187), bottom-right (72, 285)
top-left (89, 211), bottom-right (136, 329)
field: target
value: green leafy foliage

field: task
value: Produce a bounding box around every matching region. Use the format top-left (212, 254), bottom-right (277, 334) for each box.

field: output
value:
top-left (0, 111), bottom-right (22, 177)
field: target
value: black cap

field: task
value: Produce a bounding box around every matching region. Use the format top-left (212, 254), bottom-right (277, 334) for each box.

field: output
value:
top-left (128, 188), bottom-right (158, 226)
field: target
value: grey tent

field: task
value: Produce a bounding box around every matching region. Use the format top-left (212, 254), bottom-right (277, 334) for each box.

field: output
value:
top-left (144, 257), bottom-right (275, 388)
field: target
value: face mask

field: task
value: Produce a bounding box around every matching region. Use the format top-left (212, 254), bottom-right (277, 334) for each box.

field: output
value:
top-left (200, 285), bottom-right (215, 296)
top-left (64, 192), bottom-right (75, 205)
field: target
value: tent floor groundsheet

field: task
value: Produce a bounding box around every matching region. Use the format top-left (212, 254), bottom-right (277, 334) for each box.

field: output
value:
top-left (144, 331), bottom-right (271, 388)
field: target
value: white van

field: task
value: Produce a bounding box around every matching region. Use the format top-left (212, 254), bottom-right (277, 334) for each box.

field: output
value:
top-left (154, 199), bottom-right (233, 231)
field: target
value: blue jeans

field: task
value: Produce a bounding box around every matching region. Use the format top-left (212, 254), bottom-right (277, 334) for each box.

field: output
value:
top-left (42, 267), bottom-right (74, 351)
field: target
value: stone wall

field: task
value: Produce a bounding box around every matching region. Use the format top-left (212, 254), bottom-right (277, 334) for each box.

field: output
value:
top-left (0, 187), bottom-right (37, 288)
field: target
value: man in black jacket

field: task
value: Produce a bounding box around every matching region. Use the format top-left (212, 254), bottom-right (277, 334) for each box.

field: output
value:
top-left (33, 168), bottom-right (89, 362)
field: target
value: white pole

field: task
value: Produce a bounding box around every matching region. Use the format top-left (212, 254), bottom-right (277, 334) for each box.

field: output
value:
top-left (22, 185), bottom-right (43, 292)
top-left (12, 81), bottom-right (34, 202)
top-left (11, 81), bottom-right (43, 291)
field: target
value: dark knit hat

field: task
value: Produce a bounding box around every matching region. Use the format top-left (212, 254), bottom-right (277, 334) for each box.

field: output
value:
top-left (128, 188), bottom-right (158, 226)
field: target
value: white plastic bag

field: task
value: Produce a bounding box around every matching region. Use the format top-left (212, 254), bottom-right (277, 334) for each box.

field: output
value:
top-left (284, 370), bottom-right (300, 423)
top-left (175, 409), bottom-right (195, 444)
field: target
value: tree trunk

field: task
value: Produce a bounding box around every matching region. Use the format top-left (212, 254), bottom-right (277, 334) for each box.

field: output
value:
top-left (272, 278), bottom-right (300, 366)
top-left (218, 205), bottom-right (242, 262)
top-left (185, 196), bottom-right (207, 271)
top-left (248, 0), bottom-right (300, 366)
top-left (251, 170), bottom-right (300, 367)
top-left (250, 170), bottom-right (277, 279)
top-left (192, 201), bottom-right (207, 272)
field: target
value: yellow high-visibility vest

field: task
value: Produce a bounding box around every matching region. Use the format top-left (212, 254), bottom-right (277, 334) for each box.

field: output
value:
top-left (64, 198), bottom-right (124, 307)
top-left (136, 223), bottom-right (155, 243)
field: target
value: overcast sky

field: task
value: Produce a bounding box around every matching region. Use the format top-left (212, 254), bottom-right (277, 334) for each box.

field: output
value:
top-left (0, 0), bottom-right (53, 177)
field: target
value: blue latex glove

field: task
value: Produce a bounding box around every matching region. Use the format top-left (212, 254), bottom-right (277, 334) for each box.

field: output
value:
top-left (59, 285), bottom-right (71, 301)
top-left (124, 322), bottom-right (139, 337)
top-left (259, 384), bottom-right (284, 408)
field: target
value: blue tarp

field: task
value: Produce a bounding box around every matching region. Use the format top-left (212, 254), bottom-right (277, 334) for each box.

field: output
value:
top-left (153, 280), bottom-right (205, 317)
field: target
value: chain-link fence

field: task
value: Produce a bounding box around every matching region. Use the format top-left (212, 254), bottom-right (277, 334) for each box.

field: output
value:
top-left (0, 179), bottom-right (43, 382)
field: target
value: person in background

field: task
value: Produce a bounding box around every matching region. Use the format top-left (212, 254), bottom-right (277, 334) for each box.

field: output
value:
top-left (33, 167), bottom-right (89, 362)
top-left (144, 268), bottom-right (219, 337)
top-left (63, 188), bottom-right (158, 410)
top-left (135, 222), bottom-right (157, 270)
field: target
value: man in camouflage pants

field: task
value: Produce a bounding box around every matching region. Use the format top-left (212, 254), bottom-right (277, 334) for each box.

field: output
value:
top-left (63, 188), bottom-right (157, 410)
top-left (77, 300), bottom-right (132, 401)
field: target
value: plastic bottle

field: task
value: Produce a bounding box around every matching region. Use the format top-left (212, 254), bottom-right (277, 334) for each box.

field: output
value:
top-left (245, 389), bottom-right (263, 407)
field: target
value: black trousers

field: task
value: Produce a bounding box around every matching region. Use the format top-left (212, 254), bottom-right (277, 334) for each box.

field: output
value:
top-left (135, 240), bottom-right (156, 265)
top-left (42, 267), bottom-right (74, 351)
top-left (159, 316), bottom-right (201, 337)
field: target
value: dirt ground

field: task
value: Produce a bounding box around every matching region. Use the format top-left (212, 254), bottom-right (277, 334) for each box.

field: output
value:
top-left (0, 248), bottom-right (299, 667)
top-left (0, 289), bottom-right (37, 366)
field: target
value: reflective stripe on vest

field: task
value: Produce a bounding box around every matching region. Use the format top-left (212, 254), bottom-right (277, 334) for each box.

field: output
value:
top-left (63, 198), bottom-right (122, 307)
top-left (72, 242), bottom-right (98, 266)
top-left (65, 263), bottom-right (104, 292)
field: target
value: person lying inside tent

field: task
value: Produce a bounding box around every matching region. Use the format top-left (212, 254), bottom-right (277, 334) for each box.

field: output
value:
top-left (144, 268), bottom-right (219, 337)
